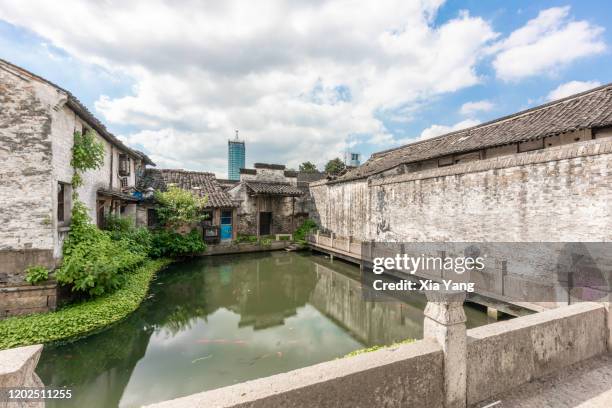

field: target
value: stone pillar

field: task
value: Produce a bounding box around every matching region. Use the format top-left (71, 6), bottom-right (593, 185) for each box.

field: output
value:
top-left (423, 290), bottom-right (467, 408)
top-left (315, 229), bottom-right (320, 244)
top-left (0, 344), bottom-right (44, 408)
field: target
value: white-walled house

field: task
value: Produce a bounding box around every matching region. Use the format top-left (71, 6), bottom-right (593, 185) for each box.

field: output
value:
top-left (0, 59), bottom-right (155, 286)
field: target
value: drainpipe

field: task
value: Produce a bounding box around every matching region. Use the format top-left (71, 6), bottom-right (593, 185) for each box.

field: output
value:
top-left (423, 290), bottom-right (467, 408)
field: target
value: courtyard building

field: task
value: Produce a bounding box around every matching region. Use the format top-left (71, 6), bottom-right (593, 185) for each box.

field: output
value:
top-left (0, 59), bottom-right (155, 286)
top-left (228, 163), bottom-right (305, 237)
top-left (138, 168), bottom-right (239, 242)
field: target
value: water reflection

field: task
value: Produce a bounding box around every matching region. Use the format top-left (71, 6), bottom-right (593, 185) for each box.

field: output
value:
top-left (37, 252), bottom-right (491, 407)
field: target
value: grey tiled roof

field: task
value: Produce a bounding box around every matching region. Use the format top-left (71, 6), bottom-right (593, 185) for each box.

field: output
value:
top-left (139, 169), bottom-right (238, 208)
top-left (0, 58), bottom-right (155, 166)
top-left (337, 82), bottom-right (612, 182)
top-left (245, 181), bottom-right (304, 196)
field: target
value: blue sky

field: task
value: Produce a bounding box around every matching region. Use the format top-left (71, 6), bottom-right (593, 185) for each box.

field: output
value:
top-left (1, 0), bottom-right (610, 176)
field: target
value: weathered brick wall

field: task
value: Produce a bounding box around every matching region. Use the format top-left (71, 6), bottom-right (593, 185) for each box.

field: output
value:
top-left (310, 179), bottom-right (369, 238)
top-left (311, 138), bottom-right (612, 242)
top-left (0, 65), bottom-right (56, 257)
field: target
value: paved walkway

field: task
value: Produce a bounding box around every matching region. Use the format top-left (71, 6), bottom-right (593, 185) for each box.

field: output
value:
top-left (472, 353), bottom-right (612, 408)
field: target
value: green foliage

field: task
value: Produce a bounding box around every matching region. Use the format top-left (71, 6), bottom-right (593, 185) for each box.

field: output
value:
top-left (104, 213), bottom-right (134, 233)
top-left (150, 229), bottom-right (206, 258)
top-left (260, 237), bottom-right (272, 246)
top-left (343, 338), bottom-right (415, 358)
top-left (0, 259), bottom-right (171, 350)
top-left (104, 214), bottom-right (153, 256)
top-left (299, 161), bottom-right (318, 173)
top-left (154, 186), bottom-right (208, 228)
top-left (294, 219), bottom-right (318, 242)
top-left (235, 234), bottom-right (259, 244)
top-left (58, 201), bottom-right (148, 297)
top-left (24, 265), bottom-right (49, 285)
top-left (325, 157), bottom-right (346, 175)
top-left (71, 130), bottom-right (105, 189)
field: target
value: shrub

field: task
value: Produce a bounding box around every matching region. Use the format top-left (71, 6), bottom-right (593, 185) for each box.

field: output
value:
top-left (294, 219), bottom-right (318, 242)
top-left (154, 186), bottom-right (208, 228)
top-left (104, 214), bottom-right (152, 257)
top-left (24, 265), bottom-right (49, 285)
top-left (235, 234), bottom-right (258, 244)
top-left (57, 201), bottom-right (147, 297)
top-left (0, 259), bottom-right (171, 349)
top-left (150, 229), bottom-right (206, 258)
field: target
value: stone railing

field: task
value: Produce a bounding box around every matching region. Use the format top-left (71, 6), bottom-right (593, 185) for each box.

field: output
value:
top-left (0, 345), bottom-right (44, 408)
top-left (308, 230), bottom-right (362, 258)
top-left (146, 293), bottom-right (610, 408)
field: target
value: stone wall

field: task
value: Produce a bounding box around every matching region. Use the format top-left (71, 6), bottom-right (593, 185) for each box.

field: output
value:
top-left (0, 62), bottom-right (57, 282)
top-left (0, 283), bottom-right (57, 317)
top-left (466, 302), bottom-right (607, 405)
top-left (147, 339), bottom-right (445, 408)
top-left (310, 138), bottom-right (612, 242)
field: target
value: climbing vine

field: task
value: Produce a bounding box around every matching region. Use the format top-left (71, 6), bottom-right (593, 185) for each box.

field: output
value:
top-left (70, 129), bottom-right (105, 191)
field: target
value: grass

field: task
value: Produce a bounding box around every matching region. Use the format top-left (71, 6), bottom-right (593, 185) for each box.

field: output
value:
top-left (343, 338), bottom-right (415, 358)
top-left (0, 258), bottom-right (172, 350)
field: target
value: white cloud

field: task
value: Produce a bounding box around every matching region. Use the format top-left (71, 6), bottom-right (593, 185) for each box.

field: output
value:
top-left (418, 118), bottom-right (480, 140)
top-left (0, 0), bottom-right (500, 175)
top-left (546, 80), bottom-right (601, 101)
top-left (460, 100), bottom-right (494, 115)
top-left (491, 6), bottom-right (605, 81)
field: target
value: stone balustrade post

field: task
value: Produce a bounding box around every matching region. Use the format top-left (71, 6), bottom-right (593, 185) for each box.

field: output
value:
top-left (423, 290), bottom-right (467, 408)
top-left (347, 235), bottom-right (352, 253)
top-left (0, 344), bottom-right (44, 408)
top-left (330, 232), bottom-right (335, 248)
top-left (315, 229), bottom-right (320, 244)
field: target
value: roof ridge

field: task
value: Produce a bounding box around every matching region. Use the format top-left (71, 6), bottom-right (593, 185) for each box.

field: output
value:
top-left (372, 81), bottom-right (612, 158)
top-left (159, 168), bottom-right (216, 176)
top-left (0, 58), bottom-right (154, 165)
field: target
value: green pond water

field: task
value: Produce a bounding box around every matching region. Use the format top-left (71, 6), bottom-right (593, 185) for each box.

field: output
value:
top-left (37, 251), bottom-right (493, 407)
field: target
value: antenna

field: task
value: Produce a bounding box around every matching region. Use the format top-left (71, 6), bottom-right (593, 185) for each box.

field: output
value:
top-left (235, 129), bottom-right (239, 140)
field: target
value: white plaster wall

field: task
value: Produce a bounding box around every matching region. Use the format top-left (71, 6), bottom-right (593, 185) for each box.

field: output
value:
top-left (0, 67), bottom-right (57, 251)
top-left (312, 139), bottom-right (612, 242)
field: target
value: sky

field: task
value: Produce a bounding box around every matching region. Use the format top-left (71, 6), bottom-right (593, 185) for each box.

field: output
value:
top-left (1, 0), bottom-right (610, 177)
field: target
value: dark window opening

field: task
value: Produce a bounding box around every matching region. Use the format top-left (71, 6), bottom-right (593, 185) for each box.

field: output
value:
top-left (119, 154), bottom-right (131, 176)
top-left (147, 209), bottom-right (158, 228)
top-left (57, 183), bottom-right (65, 222)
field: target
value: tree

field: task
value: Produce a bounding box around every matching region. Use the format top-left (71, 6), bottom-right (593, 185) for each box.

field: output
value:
top-left (299, 161), bottom-right (318, 173)
top-left (154, 187), bottom-right (208, 229)
top-left (324, 157), bottom-right (346, 175)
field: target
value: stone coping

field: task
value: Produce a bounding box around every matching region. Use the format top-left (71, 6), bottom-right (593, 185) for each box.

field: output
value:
top-left (146, 339), bottom-right (443, 408)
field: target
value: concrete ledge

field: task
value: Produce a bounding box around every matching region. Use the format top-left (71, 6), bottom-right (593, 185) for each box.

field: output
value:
top-left (146, 339), bottom-right (444, 408)
top-left (0, 344), bottom-right (44, 388)
top-left (0, 283), bottom-right (58, 318)
top-left (199, 241), bottom-right (290, 256)
top-left (466, 302), bottom-right (607, 405)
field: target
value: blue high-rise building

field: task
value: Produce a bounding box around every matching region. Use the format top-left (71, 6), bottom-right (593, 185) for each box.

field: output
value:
top-left (228, 130), bottom-right (245, 180)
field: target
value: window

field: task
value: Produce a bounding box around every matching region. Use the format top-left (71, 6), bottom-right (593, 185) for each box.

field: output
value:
top-left (119, 154), bottom-right (131, 176)
top-left (202, 210), bottom-right (214, 226)
top-left (351, 153), bottom-right (359, 161)
top-left (120, 177), bottom-right (129, 188)
top-left (147, 208), bottom-right (158, 228)
top-left (57, 183), bottom-right (65, 222)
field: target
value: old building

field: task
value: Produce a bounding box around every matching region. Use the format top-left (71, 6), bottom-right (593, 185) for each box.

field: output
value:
top-left (311, 82), bottom-right (612, 243)
top-left (0, 59), bottom-right (155, 286)
top-left (228, 164), bottom-right (305, 237)
top-left (138, 168), bottom-right (239, 242)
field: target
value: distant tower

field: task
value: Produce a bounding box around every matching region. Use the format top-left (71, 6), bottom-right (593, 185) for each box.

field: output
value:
top-left (228, 130), bottom-right (245, 180)
top-left (345, 151), bottom-right (361, 167)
